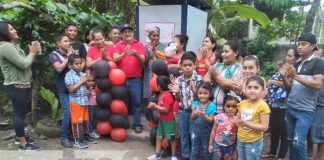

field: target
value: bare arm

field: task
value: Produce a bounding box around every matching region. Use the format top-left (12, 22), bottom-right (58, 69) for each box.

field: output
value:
top-left (209, 121), bottom-right (218, 146)
top-left (148, 102), bottom-right (169, 113)
top-left (243, 114), bottom-right (270, 132)
top-left (86, 57), bottom-right (101, 69)
top-left (293, 75), bottom-right (323, 90)
top-left (52, 60), bottom-right (69, 73)
top-left (67, 74), bottom-right (90, 93)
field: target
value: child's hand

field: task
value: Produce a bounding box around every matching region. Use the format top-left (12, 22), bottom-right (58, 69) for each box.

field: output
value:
top-left (148, 102), bottom-right (156, 109)
top-left (80, 73), bottom-right (91, 84)
top-left (233, 149), bottom-right (238, 159)
top-left (168, 83), bottom-right (180, 93)
top-left (208, 145), bottom-right (213, 153)
top-left (231, 114), bottom-right (244, 127)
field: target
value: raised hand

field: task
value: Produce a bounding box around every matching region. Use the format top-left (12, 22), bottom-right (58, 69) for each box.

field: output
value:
top-left (168, 83), bottom-right (180, 94)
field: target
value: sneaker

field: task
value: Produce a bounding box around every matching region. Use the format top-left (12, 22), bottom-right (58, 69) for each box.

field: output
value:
top-left (134, 126), bottom-right (143, 134)
top-left (261, 152), bottom-right (275, 158)
top-left (171, 155), bottom-right (178, 160)
top-left (147, 154), bottom-right (161, 160)
top-left (74, 141), bottom-right (88, 149)
top-left (18, 143), bottom-right (40, 151)
top-left (61, 138), bottom-right (73, 148)
top-left (82, 135), bottom-right (98, 144)
top-left (89, 130), bottom-right (100, 139)
top-left (15, 137), bottom-right (35, 145)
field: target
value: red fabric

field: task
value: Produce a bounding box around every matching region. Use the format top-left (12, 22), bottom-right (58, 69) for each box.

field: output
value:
top-left (87, 44), bottom-right (113, 61)
top-left (167, 57), bottom-right (180, 65)
top-left (158, 91), bottom-right (175, 121)
top-left (113, 40), bottom-right (145, 78)
top-left (196, 54), bottom-right (214, 76)
top-left (173, 100), bottom-right (179, 113)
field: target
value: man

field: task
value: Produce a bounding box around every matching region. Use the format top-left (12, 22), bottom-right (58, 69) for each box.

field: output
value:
top-left (64, 23), bottom-right (87, 70)
top-left (112, 24), bottom-right (145, 133)
top-left (280, 33), bottom-right (324, 160)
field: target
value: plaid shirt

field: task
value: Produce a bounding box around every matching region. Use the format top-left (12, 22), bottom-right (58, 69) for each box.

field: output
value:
top-left (176, 71), bottom-right (202, 110)
top-left (65, 69), bottom-right (88, 106)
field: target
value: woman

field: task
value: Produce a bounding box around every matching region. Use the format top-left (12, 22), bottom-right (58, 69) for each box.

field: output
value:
top-left (108, 26), bottom-right (120, 46)
top-left (86, 28), bottom-right (113, 69)
top-left (0, 21), bottom-right (41, 150)
top-left (196, 36), bottom-right (217, 76)
top-left (262, 47), bottom-right (299, 160)
top-left (167, 34), bottom-right (189, 68)
top-left (205, 39), bottom-right (243, 113)
top-left (143, 26), bottom-right (167, 99)
top-left (84, 28), bottom-right (94, 52)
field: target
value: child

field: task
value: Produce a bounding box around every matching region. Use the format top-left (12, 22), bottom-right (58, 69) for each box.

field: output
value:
top-left (232, 75), bottom-right (270, 160)
top-left (209, 92), bottom-right (240, 160)
top-left (190, 81), bottom-right (217, 160)
top-left (147, 75), bottom-right (177, 160)
top-left (169, 51), bottom-right (202, 159)
top-left (86, 74), bottom-right (100, 139)
top-left (64, 54), bottom-right (96, 149)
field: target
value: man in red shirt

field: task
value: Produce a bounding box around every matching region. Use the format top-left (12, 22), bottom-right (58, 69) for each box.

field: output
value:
top-left (112, 24), bottom-right (145, 133)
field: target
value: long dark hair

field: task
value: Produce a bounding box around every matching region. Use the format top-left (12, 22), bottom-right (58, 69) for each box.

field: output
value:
top-left (174, 34), bottom-right (189, 51)
top-left (0, 21), bottom-right (10, 42)
top-left (205, 36), bottom-right (217, 52)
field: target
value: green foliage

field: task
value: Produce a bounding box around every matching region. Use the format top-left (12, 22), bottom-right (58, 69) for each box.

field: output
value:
top-left (222, 3), bottom-right (270, 27)
top-left (39, 87), bottom-right (63, 122)
top-left (257, 0), bottom-right (296, 10)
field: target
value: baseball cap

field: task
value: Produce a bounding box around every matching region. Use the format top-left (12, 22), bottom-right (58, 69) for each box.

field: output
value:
top-left (298, 33), bottom-right (319, 51)
top-left (120, 24), bottom-right (134, 32)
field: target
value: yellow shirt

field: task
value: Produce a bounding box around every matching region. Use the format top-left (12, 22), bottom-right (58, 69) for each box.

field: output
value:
top-left (237, 99), bottom-right (270, 142)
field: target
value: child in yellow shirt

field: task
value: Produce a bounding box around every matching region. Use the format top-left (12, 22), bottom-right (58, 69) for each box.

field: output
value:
top-left (232, 75), bottom-right (270, 160)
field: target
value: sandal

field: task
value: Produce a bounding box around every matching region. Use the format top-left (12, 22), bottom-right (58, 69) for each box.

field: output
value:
top-left (261, 153), bottom-right (275, 158)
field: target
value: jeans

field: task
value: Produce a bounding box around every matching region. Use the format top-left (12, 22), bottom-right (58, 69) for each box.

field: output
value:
top-left (177, 110), bottom-right (191, 158)
top-left (58, 92), bottom-right (70, 139)
top-left (125, 78), bottom-right (142, 127)
top-left (4, 85), bottom-right (30, 137)
top-left (212, 142), bottom-right (235, 160)
top-left (269, 108), bottom-right (288, 158)
top-left (190, 122), bottom-right (212, 160)
top-left (285, 107), bottom-right (314, 160)
top-left (88, 105), bottom-right (96, 133)
top-left (237, 138), bottom-right (263, 160)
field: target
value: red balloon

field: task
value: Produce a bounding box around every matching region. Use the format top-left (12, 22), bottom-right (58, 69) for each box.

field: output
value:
top-left (110, 99), bottom-right (127, 115)
top-left (161, 138), bottom-right (169, 150)
top-left (150, 76), bottom-right (157, 92)
top-left (111, 128), bottom-right (127, 142)
top-left (109, 69), bottom-right (126, 85)
top-left (108, 61), bottom-right (117, 70)
top-left (147, 121), bottom-right (157, 129)
top-left (96, 121), bottom-right (112, 135)
top-left (122, 107), bottom-right (128, 115)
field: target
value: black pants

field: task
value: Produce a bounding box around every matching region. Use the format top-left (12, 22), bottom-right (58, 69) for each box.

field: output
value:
top-left (4, 85), bottom-right (30, 137)
top-left (270, 107), bottom-right (288, 158)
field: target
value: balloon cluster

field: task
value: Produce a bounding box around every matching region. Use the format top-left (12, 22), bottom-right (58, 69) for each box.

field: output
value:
top-left (93, 60), bottom-right (128, 142)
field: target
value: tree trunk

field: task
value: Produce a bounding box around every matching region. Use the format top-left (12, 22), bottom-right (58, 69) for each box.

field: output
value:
top-left (303, 0), bottom-right (321, 33)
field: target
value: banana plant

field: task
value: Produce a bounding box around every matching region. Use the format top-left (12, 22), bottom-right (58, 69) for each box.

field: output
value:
top-left (39, 87), bottom-right (63, 122)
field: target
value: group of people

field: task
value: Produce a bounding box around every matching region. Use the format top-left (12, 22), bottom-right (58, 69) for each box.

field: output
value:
top-left (0, 20), bottom-right (323, 160)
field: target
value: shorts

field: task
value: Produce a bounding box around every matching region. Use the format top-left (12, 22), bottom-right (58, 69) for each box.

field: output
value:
top-left (310, 106), bottom-right (324, 143)
top-left (157, 119), bottom-right (176, 140)
top-left (70, 102), bottom-right (89, 124)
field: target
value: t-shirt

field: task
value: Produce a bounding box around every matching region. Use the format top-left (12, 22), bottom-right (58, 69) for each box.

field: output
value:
top-left (49, 50), bottom-right (69, 93)
top-left (237, 99), bottom-right (270, 142)
top-left (191, 100), bottom-right (217, 116)
top-left (158, 91), bottom-right (175, 121)
top-left (87, 44), bottom-right (113, 61)
top-left (71, 41), bottom-right (87, 59)
top-left (287, 55), bottom-right (324, 112)
top-left (214, 113), bottom-right (237, 146)
top-left (113, 40), bottom-right (145, 78)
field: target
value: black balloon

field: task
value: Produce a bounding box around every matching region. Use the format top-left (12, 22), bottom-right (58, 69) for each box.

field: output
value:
top-left (94, 60), bottom-right (110, 78)
top-left (168, 67), bottom-right (180, 78)
top-left (145, 108), bottom-right (159, 124)
top-left (123, 116), bottom-right (130, 129)
top-left (96, 78), bottom-right (111, 92)
top-left (94, 107), bottom-right (111, 120)
top-left (149, 128), bottom-right (157, 145)
top-left (152, 110), bottom-right (159, 124)
top-left (96, 92), bottom-right (112, 108)
top-left (109, 114), bottom-right (126, 128)
top-left (151, 59), bottom-right (168, 76)
top-left (111, 86), bottom-right (127, 100)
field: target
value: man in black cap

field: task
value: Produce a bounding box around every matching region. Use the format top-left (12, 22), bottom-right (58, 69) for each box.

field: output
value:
top-left (279, 32), bottom-right (324, 160)
top-left (112, 24), bottom-right (145, 134)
